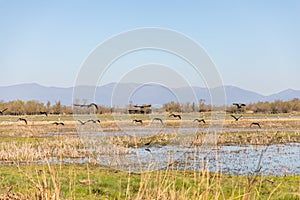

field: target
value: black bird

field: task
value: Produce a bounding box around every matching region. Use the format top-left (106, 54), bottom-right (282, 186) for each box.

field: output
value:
top-left (87, 103), bottom-right (98, 110)
top-left (0, 108), bottom-right (8, 115)
top-left (250, 122), bottom-right (261, 129)
top-left (169, 114), bottom-right (181, 120)
top-left (73, 103), bottom-right (98, 110)
top-left (39, 111), bottom-right (48, 116)
top-left (78, 120), bottom-right (87, 125)
top-left (52, 122), bottom-right (64, 126)
top-left (230, 115), bottom-right (243, 121)
top-left (132, 119), bottom-right (143, 124)
top-left (152, 117), bottom-right (163, 125)
top-left (87, 119), bottom-right (101, 124)
top-left (193, 118), bottom-right (206, 124)
top-left (18, 118), bottom-right (27, 125)
top-left (144, 140), bottom-right (152, 146)
top-left (145, 148), bottom-right (151, 153)
top-left (233, 103), bottom-right (246, 109)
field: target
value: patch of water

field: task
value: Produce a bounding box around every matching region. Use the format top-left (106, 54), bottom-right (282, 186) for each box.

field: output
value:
top-left (134, 143), bottom-right (300, 176)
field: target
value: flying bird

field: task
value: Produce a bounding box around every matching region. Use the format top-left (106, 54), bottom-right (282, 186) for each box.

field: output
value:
top-left (87, 103), bottom-right (98, 110)
top-left (230, 115), bottom-right (243, 121)
top-left (77, 120), bottom-right (87, 125)
top-left (78, 119), bottom-right (101, 125)
top-left (87, 119), bottom-right (101, 124)
top-left (52, 122), bottom-right (65, 126)
top-left (145, 148), bottom-right (151, 153)
top-left (18, 118), bottom-right (27, 125)
top-left (233, 103), bottom-right (246, 109)
top-left (152, 117), bottom-right (163, 124)
top-left (73, 103), bottom-right (98, 110)
top-left (39, 111), bottom-right (48, 116)
top-left (132, 119), bottom-right (143, 124)
top-left (0, 108), bottom-right (8, 115)
top-left (250, 122), bottom-right (261, 129)
top-left (193, 118), bottom-right (206, 124)
top-left (169, 114), bottom-right (181, 120)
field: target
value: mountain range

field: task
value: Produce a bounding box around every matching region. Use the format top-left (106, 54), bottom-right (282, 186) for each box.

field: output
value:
top-left (0, 83), bottom-right (299, 107)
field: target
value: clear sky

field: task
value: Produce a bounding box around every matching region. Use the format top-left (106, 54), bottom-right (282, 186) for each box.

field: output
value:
top-left (0, 1), bottom-right (299, 95)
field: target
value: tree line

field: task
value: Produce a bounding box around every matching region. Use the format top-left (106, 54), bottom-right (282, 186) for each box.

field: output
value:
top-left (0, 98), bottom-right (299, 115)
top-left (0, 100), bottom-right (116, 115)
top-left (0, 100), bottom-right (69, 115)
top-left (163, 98), bottom-right (300, 114)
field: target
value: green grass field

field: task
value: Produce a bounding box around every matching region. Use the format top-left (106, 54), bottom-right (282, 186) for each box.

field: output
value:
top-left (0, 164), bottom-right (299, 199)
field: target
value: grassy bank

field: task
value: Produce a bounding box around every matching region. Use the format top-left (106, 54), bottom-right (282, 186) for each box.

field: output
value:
top-left (0, 164), bottom-right (299, 199)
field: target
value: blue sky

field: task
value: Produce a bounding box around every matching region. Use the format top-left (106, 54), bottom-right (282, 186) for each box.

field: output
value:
top-left (0, 1), bottom-right (299, 95)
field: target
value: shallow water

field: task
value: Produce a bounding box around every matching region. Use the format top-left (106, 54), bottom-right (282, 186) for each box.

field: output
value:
top-left (93, 142), bottom-right (300, 176)
top-left (42, 127), bottom-right (300, 175)
top-left (160, 143), bottom-right (300, 176)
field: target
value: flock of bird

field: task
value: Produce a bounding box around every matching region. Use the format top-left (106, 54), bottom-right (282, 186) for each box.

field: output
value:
top-left (231, 103), bottom-right (261, 128)
top-left (0, 103), bottom-right (101, 126)
top-left (16, 116), bottom-right (65, 126)
top-left (132, 103), bottom-right (262, 129)
top-left (0, 102), bottom-right (262, 128)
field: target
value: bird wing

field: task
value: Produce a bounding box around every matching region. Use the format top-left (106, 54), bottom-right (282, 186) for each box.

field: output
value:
top-left (231, 115), bottom-right (237, 120)
top-left (145, 148), bottom-right (151, 152)
top-left (19, 118), bottom-right (27, 124)
top-left (89, 103), bottom-right (98, 110)
top-left (78, 120), bottom-right (85, 124)
top-left (250, 122), bottom-right (260, 128)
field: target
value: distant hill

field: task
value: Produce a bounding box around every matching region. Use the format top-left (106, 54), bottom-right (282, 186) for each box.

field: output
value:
top-left (0, 83), bottom-right (299, 107)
